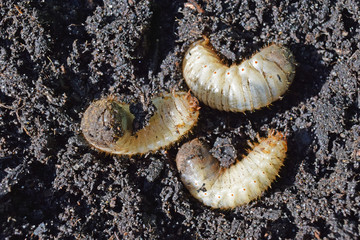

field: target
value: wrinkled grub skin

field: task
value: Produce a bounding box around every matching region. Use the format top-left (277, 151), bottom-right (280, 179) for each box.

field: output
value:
top-left (0, 0), bottom-right (359, 239)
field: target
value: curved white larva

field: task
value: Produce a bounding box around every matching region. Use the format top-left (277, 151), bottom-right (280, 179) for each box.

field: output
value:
top-left (81, 92), bottom-right (199, 155)
top-left (182, 39), bottom-right (296, 112)
top-left (176, 130), bottom-right (287, 209)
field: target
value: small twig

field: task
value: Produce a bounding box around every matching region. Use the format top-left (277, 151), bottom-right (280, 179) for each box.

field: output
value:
top-left (0, 99), bottom-right (32, 137)
top-left (0, 102), bottom-right (13, 110)
top-left (114, 232), bottom-right (120, 240)
top-left (185, 0), bottom-right (204, 14)
top-left (14, 99), bottom-right (32, 137)
top-left (14, 4), bottom-right (23, 15)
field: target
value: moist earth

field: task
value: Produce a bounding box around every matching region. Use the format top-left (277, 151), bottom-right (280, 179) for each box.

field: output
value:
top-left (0, 0), bottom-right (359, 239)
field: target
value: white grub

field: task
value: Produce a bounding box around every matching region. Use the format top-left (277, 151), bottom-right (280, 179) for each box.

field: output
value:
top-left (182, 38), bottom-right (296, 112)
top-left (176, 130), bottom-right (287, 209)
top-left (81, 92), bottom-right (199, 155)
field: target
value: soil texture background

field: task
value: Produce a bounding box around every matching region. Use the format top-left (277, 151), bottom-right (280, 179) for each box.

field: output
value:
top-left (0, 0), bottom-right (359, 239)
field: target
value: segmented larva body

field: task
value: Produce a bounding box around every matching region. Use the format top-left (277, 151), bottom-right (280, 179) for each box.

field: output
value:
top-left (176, 130), bottom-right (287, 209)
top-left (182, 39), bottom-right (296, 112)
top-left (81, 92), bottom-right (199, 155)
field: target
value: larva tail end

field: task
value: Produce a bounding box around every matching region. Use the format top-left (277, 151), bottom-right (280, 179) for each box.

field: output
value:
top-left (176, 138), bottom-right (212, 174)
top-left (260, 44), bottom-right (296, 80)
top-left (81, 98), bottom-right (132, 152)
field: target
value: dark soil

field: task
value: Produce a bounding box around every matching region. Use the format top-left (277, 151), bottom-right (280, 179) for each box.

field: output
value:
top-left (0, 0), bottom-right (359, 239)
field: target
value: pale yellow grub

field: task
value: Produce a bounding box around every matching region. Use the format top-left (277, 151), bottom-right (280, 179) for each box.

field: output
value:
top-left (176, 130), bottom-right (287, 209)
top-left (182, 39), bottom-right (296, 112)
top-left (81, 92), bottom-right (199, 155)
